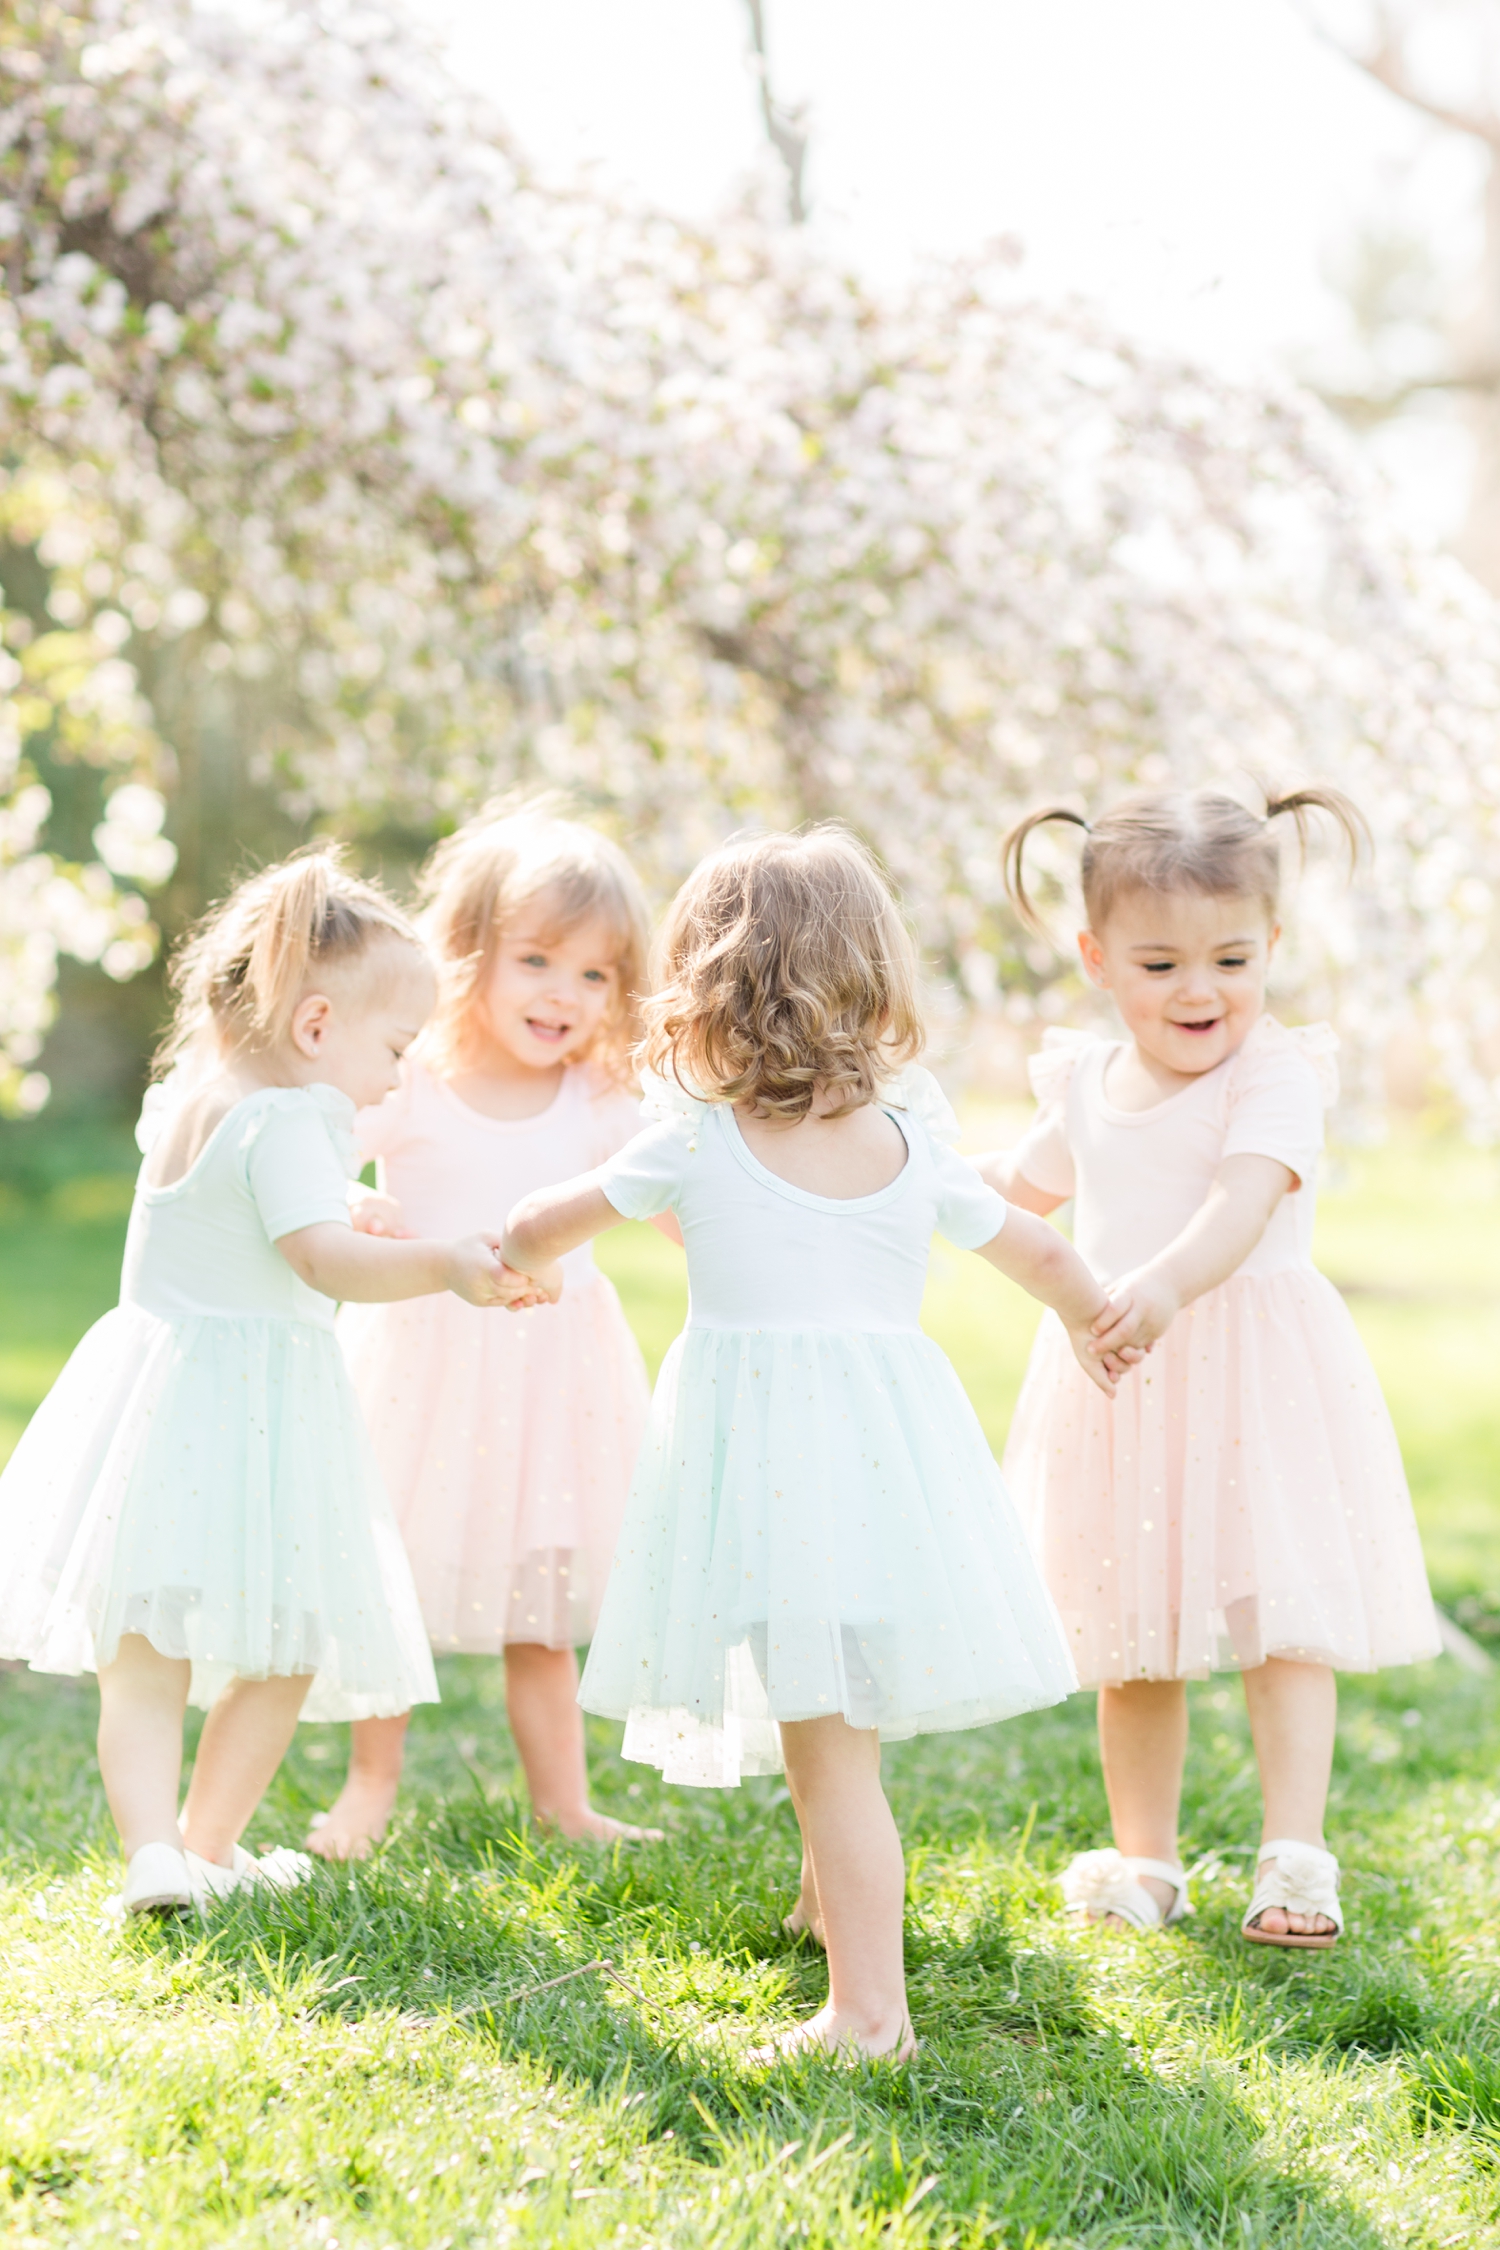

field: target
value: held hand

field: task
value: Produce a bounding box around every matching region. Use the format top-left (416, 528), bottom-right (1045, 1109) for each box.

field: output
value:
top-left (350, 1189), bottom-right (413, 1240)
top-left (499, 1253), bottom-right (564, 1310)
top-left (1066, 1320), bottom-right (1120, 1397)
top-left (1089, 1267), bottom-right (1179, 1357)
top-left (444, 1235), bottom-right (550, 1308)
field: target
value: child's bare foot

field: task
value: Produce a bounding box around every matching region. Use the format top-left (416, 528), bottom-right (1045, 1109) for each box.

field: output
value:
top-left (746, 2003), bottom-right (916, 2067)
top-left (782, 1896), bottom-right (826, 1946)
top-left (305, 1776), bottom-right (399, 1861)
top-left (537, 1806), bottom-right (665, 1845)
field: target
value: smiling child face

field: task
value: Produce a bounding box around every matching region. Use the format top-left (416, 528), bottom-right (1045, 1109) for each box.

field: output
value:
top-left (477, 904), bottom-right (620, 1076)
top-left (1077, 887), bottom-right (1278, 1082)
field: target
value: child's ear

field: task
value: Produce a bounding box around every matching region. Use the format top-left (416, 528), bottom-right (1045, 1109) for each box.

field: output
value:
top-left (290, 992), bottom-right (334, 1058)
top-left (1266, 921), bottom-right (1282, 964)
top-left (1076, 929), bottom-right (1108, 988)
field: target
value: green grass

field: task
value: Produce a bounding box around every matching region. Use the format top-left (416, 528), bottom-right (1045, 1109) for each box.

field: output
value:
top-left (2, 1128), bottom-right (1500, 2246)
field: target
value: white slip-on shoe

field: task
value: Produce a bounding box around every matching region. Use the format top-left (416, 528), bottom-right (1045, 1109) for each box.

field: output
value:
top-left (114, 1843), bottom-right (194, 1917)
top-left (1060, 1848), bottom-right (1193, 1930)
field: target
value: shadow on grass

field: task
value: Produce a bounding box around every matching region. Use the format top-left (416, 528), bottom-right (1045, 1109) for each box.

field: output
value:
top-left (6, 1655), bottom-right (1500, 2242)
top-left (143, 1784), bottom-right (1396, 2247)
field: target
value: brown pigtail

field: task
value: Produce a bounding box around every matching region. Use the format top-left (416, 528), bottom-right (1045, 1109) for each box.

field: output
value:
top-left (1262, 784), bottom-right (1370, 874)
top-left (1001, 804), bottom-right (1090, 935)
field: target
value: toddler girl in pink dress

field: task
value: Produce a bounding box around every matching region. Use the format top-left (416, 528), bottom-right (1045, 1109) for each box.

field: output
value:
top-left (980, 786), bottom-right (1440, 1949)
top-left (308, 798), bottom-right (667, 1856)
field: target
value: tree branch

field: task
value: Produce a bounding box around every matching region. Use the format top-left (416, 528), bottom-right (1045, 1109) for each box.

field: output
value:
top-left (1317, 365), bottom-right (1500, 427)
top-left (742, 0), bottom-right (809, 224)
top-left (1305, 3), bottom-right (1500, 147)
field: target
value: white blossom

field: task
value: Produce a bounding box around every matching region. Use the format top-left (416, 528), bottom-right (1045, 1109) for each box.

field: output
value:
top-left (3, 0), bottom-right (1499, 1122)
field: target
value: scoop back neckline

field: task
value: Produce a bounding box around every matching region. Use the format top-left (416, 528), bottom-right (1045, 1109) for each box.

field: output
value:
top-left (719, 1103), bottom-right (915, 1212)
top-left (139, 1083), bottom-right (349, 1200)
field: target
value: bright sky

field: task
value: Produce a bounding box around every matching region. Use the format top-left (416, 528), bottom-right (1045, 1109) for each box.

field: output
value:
top-left (416, 0), bottom-right (1484, 541)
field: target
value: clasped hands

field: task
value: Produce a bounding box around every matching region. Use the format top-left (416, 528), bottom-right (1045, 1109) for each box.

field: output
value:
top-left (1085, 1264), bottom-right (1178, 1370)
top-left (350, 1190), bottom-right (563, 1312)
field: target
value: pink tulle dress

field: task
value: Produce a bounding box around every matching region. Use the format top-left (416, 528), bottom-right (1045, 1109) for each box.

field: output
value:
top-left (338, 1061), bottom-right (651, 1656)
top-left (1001, 1016), bottom-right (1441, 1687)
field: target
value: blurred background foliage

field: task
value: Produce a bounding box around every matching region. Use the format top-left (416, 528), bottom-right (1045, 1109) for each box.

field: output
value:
top-left (3, 0), bottom-right (1500, 1156)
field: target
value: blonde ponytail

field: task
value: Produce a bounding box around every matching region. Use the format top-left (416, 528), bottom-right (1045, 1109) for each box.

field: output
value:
top-left (158, 846), bottom-right (421, 1070)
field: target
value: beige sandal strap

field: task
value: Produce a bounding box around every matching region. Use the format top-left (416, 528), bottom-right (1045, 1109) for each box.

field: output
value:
top-left (1243, 1841), bottom-right (1343, 1935)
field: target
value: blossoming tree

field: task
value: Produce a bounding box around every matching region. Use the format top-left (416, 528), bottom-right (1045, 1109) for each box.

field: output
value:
top-left (4, 0), bottom-right (1499, 1118)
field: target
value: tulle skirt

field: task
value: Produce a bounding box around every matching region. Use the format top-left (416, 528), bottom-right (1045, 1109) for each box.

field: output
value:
top-left (0, 1303), bottom-right (439, 1720)
top-left (339, 1274), bottom-right (650, 1654)
top-left (578, 1325), bottom-right (1078, 1788)
top-left (1002, 1268), bottom-right (1442, 1687)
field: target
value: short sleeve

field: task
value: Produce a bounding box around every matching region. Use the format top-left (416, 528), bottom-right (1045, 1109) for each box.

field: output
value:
top-left (930, 1138), bottom-right (1009, 1250)
top-left (596, 1118), bottom-right (694, 1221)
top-left (354, 1065), bottom-right (418, 1165)
top-left (243, 1093), bottom-right (356, 1243)
top-left (1011, 1029), bottom-right (1093, 1199)
top-left (1222, 1019), bottom-right (1332, 1189)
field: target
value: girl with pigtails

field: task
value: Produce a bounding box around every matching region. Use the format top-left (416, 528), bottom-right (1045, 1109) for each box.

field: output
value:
top-left (0, 850), bottom-right (532, 1918)
top-left (979, 786), bottom-right (1440, 1948)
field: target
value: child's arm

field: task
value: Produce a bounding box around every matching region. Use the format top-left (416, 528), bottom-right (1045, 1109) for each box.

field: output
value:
top-left (1089, 1154), bottom-right (1294, 1357)
top-left (968, 1150), bottom-right (1069, 1218)
top-left (973, 1209), bottom-right (1124, 1396)
top-left (502, 1175), bottom-right (629, 1299)
top-left (276, 1223), bottom-right (541, 1308)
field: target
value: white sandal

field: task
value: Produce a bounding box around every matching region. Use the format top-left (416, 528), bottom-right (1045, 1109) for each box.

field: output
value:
top-left (1060, 1849), bottom-right (1192, 1930)
top-left (1241, 1839), bottom-right (1342, 1950)
top-left (184, 1844), bottom-right (314, 1908)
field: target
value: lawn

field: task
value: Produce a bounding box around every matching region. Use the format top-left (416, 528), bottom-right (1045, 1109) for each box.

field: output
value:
top-left (2, 1124), bottom-right (1500, 2247)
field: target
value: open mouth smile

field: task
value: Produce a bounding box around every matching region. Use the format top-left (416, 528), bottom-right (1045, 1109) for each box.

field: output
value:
top-left (525, 1017), bottom-right (572, 1044)
top-left (1172, 1017), bottom-right (1223, 1035)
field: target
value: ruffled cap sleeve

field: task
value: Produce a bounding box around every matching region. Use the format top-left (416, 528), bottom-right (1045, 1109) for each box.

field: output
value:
top-left (1026, 1025), bottom-right (1098, 1107)
top-left (638, 1066), bottom-right (716, 1147)
top-left (135, 1078), bottom-right (172, 1158)
top-left (1012, 1026), bottom-right (1096, 1200)
top-left (883, 1063), bottom-right (962, 1148)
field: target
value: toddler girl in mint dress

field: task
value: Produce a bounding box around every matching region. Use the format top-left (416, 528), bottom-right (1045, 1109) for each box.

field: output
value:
top-left (501, 827), bottom-right (1128, 2065)
top-left (0, 851), bottom-right (528, 1917)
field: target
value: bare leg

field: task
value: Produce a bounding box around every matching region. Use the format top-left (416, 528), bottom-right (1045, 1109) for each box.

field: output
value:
top-left (1241, 1657), bottom-right (1338, 1938)
top-left (750, 1716), bottom-right (913, 2063)
top-left (96, 1634), bottom-right (192, 1858)
top-left (307, 1713), bottom-right (411, 1861)
top-left (1096, 1678), bottom-right (1190, 1922)
top-left (505, 1642), bottom-right (662, 1842)
top-left (181, 1672), bottom-right (313, 1867)
top-left (784, 1841), bottom-right (825, 1945)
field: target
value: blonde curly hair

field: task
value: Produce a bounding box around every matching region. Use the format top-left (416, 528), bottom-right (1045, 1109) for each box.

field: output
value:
top-left (417, 793), bottom-right (650, 1088)
top-left (640, 826), bottom-right (923, 1121)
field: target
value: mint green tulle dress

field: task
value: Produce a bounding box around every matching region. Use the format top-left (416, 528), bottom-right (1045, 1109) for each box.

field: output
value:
top-left (0, 1084), bottom-right (438, 1721)
top-left (577, 1070), bottom-right (1077, 1787)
